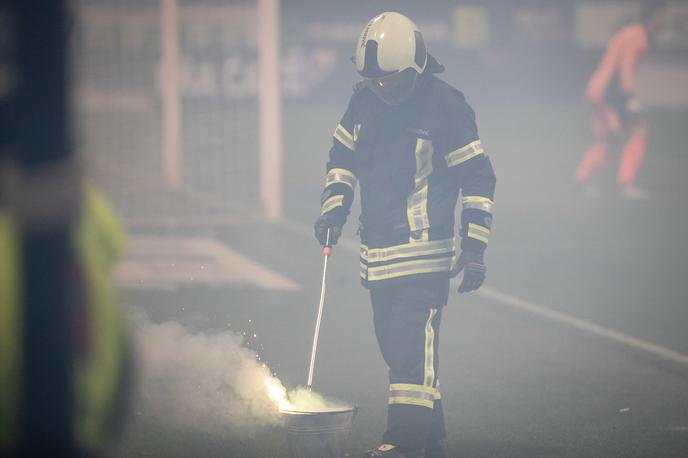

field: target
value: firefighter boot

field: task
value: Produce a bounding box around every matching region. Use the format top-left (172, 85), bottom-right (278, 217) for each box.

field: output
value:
top-left (362, 444), bottom-right (424, 458)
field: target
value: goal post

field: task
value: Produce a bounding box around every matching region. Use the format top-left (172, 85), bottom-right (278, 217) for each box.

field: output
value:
top-left (257, 0), bottom-right (283, 222)
top-left (160, 0), bottom-right (182, 188)
top-left (75, 0), bottom-right (283, 228)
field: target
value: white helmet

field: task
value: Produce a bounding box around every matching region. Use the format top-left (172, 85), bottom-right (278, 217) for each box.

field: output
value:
top-left (354, 12), bottom-right (427, 105)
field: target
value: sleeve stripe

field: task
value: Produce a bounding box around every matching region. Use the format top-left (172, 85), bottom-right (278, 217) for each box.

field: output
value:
top-left (467, 223), bottom-right (490, 244)
top-left (462, 195), bottom-right (493, 213)
top-left (333, 124), bottom-right (356, 151)
top-left (446, 140), bottom-right (484, 168)
top-left (325, 168), bottom-right (357, 189)
top-left (320, 195), bottom-right (344, 215)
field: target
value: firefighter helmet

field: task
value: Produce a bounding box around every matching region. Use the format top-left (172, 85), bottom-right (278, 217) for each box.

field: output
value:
top-left (354, 12), bottom-right (427, 105)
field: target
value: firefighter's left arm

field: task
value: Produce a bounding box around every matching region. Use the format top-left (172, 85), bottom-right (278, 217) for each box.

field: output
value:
top-left (434, 90), bottom-right (496, 253)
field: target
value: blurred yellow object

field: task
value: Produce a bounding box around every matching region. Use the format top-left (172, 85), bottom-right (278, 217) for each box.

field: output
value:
top-left (0, 185), bottom-right (131, 453)
top-left (0, 209), bottom-right (22, 449)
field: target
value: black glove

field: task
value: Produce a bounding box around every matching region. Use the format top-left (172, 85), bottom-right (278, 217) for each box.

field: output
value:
top-left (450, 250), bottom-right (486, 293)
top-left (314, 212), bottom-right (344, 246)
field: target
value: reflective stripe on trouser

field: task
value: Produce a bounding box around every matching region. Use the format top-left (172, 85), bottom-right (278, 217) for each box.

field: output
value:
top-left (370, 277), bottom-right (448, 450)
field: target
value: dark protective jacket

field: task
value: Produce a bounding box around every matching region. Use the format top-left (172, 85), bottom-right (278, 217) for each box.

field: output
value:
top-left (320, 65), bottom-right (496, 288)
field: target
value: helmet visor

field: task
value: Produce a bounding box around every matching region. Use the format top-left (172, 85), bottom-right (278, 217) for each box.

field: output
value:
top-left (364, 68), bottom-right (418, 105)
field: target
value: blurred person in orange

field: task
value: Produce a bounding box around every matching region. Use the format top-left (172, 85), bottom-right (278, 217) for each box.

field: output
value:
top-left (575, 1), bottom-right (670, 199)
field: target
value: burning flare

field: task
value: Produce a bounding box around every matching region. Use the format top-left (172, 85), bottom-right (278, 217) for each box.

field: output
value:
top-left (265, 376), bottom-right (293, 411)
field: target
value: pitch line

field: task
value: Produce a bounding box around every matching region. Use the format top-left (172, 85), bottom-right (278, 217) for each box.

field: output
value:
top-left (477, 286), bottom-right (688, 365)
top-left (278, 218), bottom-right (688, 366)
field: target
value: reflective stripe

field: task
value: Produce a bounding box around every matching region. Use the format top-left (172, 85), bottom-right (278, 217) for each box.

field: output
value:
top-left (325, 168), bottom-right (357, 189)
top-left (390, 383), bottom-right (438, 395)
top-left (359, 261), bottom-right (368, 279)
top-left (388, 383), bottom-right (438, 409)
top-left (446, 140), bottom-right (484, 167)
top-left (361, 238), bottom-right (455, 264)
top-left (424, 309), bottom-right (437, 387)
top-left (389, 390), bottom-right (435, 401)
top-left (467, 223), bottom-right (490, 244)
top-left (366, 257), bottom-right (453, 282)
top-left (321, 195), bottom-right (343, 215)
top-left (406, 138), bottom-right (433, 239)
top-left (462, 195), bottom-right (493, 214)
top-left (333, 124), bottom-right (356, 151)
top-left (388, 396), bottom-right (434, 408)
top-left (0, 214), bottom-right (21, 448)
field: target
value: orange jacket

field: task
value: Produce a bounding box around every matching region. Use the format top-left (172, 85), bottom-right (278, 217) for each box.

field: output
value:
top-left (586, 24), bottom-right (648, 104)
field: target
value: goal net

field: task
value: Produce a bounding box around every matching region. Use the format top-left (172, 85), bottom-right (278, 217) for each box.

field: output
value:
top-left (73, 0), bottom-right (280, 228)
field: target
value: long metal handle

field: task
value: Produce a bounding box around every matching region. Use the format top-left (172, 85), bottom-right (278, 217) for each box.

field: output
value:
top-left (307, 228), bottom-right (332, 389)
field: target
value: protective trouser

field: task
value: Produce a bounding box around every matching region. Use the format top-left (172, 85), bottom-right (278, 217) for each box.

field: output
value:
top-left (370, 276), bottom-right (449, 451)
top-left (576, 104), bottom-right (647, 186)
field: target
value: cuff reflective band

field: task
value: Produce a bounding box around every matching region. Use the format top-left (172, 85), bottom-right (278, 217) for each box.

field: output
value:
top-left (467, 223), bottom-right (490, 244)
top-left (333, 124), bottom-right (356, 151)
top-left (445, 140), bottom-right (484, 168)
top-left (388, 383), bottom-right (439, 409)
top-left (320, 195), bottom-right (343, 215)
top-left (325, 168), bottom-right (357, 189)
top-left (462, 195), bottom-right (493, 214)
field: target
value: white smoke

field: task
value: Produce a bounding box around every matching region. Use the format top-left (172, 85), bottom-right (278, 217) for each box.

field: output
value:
top-left (131, 317), bottom-right (350, 436)
top-left (285, 388), bottom-right (351, 413)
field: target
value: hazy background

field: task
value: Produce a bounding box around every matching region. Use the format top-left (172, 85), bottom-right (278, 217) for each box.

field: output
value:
top-left (70, 0), bottom-right (688, 456)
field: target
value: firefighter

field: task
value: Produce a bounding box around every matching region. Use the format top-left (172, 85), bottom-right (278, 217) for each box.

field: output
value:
top-left (576, 1), bottom-right (670, 199)
top-left (313, 12), bottom-right (496, 458)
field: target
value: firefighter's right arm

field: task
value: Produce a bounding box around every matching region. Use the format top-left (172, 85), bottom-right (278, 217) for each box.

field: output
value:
top-left (314, 100), bottom-right (358, 246)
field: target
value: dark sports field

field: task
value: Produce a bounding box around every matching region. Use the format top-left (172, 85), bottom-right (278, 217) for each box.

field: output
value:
top-left (109, 104), bottom-right (688, 457)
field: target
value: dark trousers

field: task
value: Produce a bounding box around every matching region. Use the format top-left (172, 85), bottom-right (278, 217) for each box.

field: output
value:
top-left (370, 276), bottom-right (449, 450)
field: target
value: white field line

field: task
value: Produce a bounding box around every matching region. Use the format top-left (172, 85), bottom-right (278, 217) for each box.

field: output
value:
top-left (478, 286), bottom-right (688, 365)
top-left (278, 218), bottom-right (688, 366)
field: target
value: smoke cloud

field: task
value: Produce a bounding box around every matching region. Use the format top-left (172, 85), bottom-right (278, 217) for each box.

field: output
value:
top-left (131, 317), bottom-right (350, 436)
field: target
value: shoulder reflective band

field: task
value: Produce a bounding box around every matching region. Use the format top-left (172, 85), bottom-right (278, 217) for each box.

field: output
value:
top-left (389, 383), bottom-right (440, 409)
top-left (333, 123), bottom-right (356, 151)
top-left (462, 195), bottom-right (493, 214)
top-left (320, 194), bottom-right (344, 215)
top-left (361, 238), bottom-right (455, 264)
top-left (325, 168), bottom-right (357, 189)
top-left (366, 257), bottom-right (453, 282)
top-left (445, 139), bottom-right (484, 168)
top-left (407, 138), bottom-right (434, 238)
top-left (467, 223), bottom-right (490, 244)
